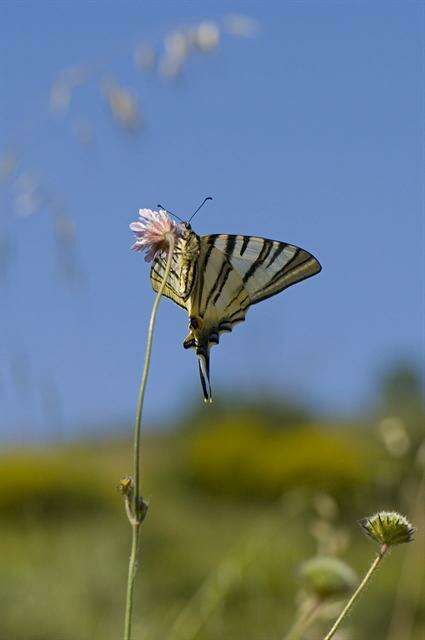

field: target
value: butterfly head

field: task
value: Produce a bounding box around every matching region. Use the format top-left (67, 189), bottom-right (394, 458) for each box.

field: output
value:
top-left (157, 197), bottom-right (211, 235)
top-left (181, 221), bottom-right (193, 235)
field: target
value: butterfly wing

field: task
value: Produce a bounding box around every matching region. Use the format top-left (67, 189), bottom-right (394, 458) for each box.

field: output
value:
top-left (183, 241), bottom-right (252, 402)
top-left (150, 252), bottom-right (191, 310)
top-left (150, 230), bottom-right (200, 310)
top-left (150, 232), bottom-right (321, 403)
top-left (203, 234), bottom-right (321, 304)
top-left (193, 242), bottom-right (251, 332)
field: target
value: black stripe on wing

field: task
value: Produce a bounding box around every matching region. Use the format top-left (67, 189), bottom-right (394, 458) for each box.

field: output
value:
top-left (203, 260), bottom-right (231, 311)
top-left (150, 254), bottom-right (188, 309)
top-left (242, 238), bottom-right (274, 285)
top-left (253, 256), bottom-right (321, 303)
top-left (202, 233), bottom-right (321, 305)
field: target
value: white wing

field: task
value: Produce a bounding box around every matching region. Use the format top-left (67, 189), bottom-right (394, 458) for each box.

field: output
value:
top-left (203, 234), bottom-right (321, 304)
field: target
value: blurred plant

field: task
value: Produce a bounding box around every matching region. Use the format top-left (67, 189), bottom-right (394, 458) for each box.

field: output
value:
top-left (300, 556), bottom-right (357, 602)
top-left (181, 394), bottom-right (311, 433)
top-left (373, 374), bottom-right (425, 640)
top-left (49, 65), bottom-right (88, 115)
top-left (192, 21), bottom-right (220, 53)
top-left (283, 556), bottom-right (357, 640)
top-left (12, 171), bottom-right (44, 218)
top-left (377, 361), bottom-right (424, 434)
top-left (122, 209), bottom-right (182, 640)
top-left (0, 452), bottom-right (115, 517)
top-left (386, 469), bottom-right (424, 640)
top-left (322, 511), bottom-right (416, 640)
top-left (102, 79), bottom-right (144, 133)
top-left (378, 416), bottom-right (410, 459)
top-left (1, 14), bottom-right (260, 421)
top-left (187, 422), bottom-right (370, 500)
top-left (223, 14), bottom-right (260, 38)
top-left (158, 21), bottom-right (220, 79)
top-left (310, 493), bottom-right (351, 558)
top-left (166, 529), bottom-right (261, 640)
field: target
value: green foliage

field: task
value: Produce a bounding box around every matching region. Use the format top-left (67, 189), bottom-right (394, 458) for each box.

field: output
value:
top-left (0, 451), bottom-right (116, 518)
top-left (186, 420), bottom-right (371, 499)
top-left (0, 438), bottom-right (423, 640)
top-left (179, 396), bottom-right (312, 433)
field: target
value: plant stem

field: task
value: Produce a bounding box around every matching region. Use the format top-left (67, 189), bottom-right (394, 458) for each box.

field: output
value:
top-left (283, 597), bottom-right (322, 640)
top-left (322, 544), bottom-right (388, 640)
top-left (123, 233), bottom-right (175, 640)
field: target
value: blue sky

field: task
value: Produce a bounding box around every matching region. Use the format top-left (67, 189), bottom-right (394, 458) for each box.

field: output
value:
top-left (1, 2), bottom-right (423, 441)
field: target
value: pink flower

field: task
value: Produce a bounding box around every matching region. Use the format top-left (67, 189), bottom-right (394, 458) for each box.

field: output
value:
top-left (129, 208), bottom-right (183, 262)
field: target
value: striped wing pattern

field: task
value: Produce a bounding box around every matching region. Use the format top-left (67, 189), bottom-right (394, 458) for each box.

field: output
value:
top-left (183, 239), bottom-right (251, 402)
top-left (195, 241), bottom-right (250, 334)
top-left (204, 234), bottom-right (322, 305)
top-left (149, 230), bottom-right (321, 403)
top-left (150, 251), bottom-right (197, 310)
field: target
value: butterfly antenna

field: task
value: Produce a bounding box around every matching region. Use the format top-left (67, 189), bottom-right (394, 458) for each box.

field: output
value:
top-left (157, 204), bottom-right (185, 224)
top-left (188, 196), bottom-right (213, 223)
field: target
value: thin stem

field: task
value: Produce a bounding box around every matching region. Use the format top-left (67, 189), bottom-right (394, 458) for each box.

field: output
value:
top-left (322, 544), bottom-right (388, 640)
top-left (133, 232), bottom-right (175, 508)
top-left (284, 598), bottom-right (322, 640)
top-left (283, 597), bottom-right (323, 640)
top-left (123, 234), bottom-right (176, 640)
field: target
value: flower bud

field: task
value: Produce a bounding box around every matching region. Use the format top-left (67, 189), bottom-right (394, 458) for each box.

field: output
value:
top-left (299, 556), bottom-right (357, 600)
top-left (359, 511), bottom-right (415, 547)
top-left (118, 476), bottom-right (134, 498)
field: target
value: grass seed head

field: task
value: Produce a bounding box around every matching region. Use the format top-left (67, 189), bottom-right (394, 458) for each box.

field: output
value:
top-left (359, 511), bottom-right (415, 547)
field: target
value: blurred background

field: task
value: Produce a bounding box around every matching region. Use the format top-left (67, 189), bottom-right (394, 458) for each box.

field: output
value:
top-left (1, 2), bottom-right (424, 639)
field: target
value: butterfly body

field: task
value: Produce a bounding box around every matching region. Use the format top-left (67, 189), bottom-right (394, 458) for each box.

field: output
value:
top-left (150, 224), bottom-right (321, 402)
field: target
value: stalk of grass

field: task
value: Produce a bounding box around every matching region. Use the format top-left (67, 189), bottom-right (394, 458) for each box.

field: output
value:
top-left (283, 597), bottom-right (323, 640)
top-left (322, 544), bottom-right (388, 640)
top-left (167, 531), bottom-right (259, 640)
top-left (123, 232), bottom-right (176, 640)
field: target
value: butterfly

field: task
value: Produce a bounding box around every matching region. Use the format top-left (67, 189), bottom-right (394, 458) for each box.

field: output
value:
top-left (150, 218), bottom-right (321, 402)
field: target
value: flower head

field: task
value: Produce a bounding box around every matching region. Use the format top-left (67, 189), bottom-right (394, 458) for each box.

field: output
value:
top-left (117, 476), bottom-right (134, 498)
top-left (359, 511), bottom-right (415, 548)
top-left (129, 208), bottom-right (183, 262)
top-left (299, 556), bottom-right (357, 600)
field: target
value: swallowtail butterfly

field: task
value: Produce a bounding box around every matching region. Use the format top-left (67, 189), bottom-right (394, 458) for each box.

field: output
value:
top-left (151, 221), bottom-right (321, 402)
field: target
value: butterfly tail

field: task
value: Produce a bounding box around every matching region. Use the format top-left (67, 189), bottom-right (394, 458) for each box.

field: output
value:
top-left (196, 347), bottom-right (213, 403)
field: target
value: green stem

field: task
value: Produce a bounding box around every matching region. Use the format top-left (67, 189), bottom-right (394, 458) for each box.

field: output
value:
top-left (322, 544), bottom-right (388, 640)
top-left (283, 597), bottom-right (322, 640)
top-left (123, 234), bottom-right (176, 640)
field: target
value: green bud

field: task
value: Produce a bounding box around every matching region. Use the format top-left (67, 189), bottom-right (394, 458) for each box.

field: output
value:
top-left (299, 556), bottom-right (357, 600)
top-left (118, 476), bottom-right (134, 498)
top-left (359, 511), bottom-right (415, 547)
